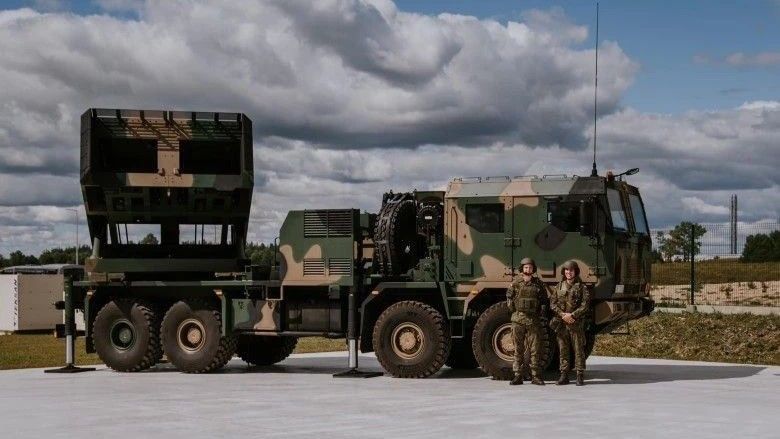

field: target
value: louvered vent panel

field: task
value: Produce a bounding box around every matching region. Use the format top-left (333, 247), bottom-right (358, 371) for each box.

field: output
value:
top-left (303, 258), bottom-right (325, 276)
top-left (327, 210), bottom-right (353, 236)
top-left (328, 258), bottom-right (352, 276)
top-left (304, 211), bottom-right (329, 237)
top-left (303, 210), bottom-right (352, 237)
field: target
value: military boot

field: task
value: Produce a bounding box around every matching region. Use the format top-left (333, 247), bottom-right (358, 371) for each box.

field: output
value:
top-left (530, 375), bottom-right (545, 386)
top-left (576, 371), bottom-right (585, 386)
top-left (509, 374), bottom-right (523, 386)
top-left (556, 371), bottom-right (570, 385)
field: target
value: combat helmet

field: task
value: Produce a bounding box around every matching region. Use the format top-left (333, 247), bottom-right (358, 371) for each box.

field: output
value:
top-left (561, 260), bottom-right (580, 276)
top-left (519, 257), bottom-right (537, 273)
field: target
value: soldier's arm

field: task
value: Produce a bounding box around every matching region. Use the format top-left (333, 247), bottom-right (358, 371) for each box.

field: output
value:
top-left (506, 285), bottom-right (515, 312)
top-left (572, 285), bottom-right (592, 319)
top-left (549, 282), bottom-right (564, 317)
top-left (539, 282), bottom-right (551, 312)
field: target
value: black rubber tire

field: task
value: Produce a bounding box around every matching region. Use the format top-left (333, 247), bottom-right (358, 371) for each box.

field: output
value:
top-left (445, 334), bottom-right (478, 370)
top-left (472, 302), bottom-right (554, 380)
top-left (236, 335), bottom-right (298, 366)
top-left (374, 195), bottom-right (418, 276)
top-left (373, 301), bottom-right (450, 378)
top-left (161, 300), bottom-right (236, 373)
top-left (92, 299), bottom-right (162, 372)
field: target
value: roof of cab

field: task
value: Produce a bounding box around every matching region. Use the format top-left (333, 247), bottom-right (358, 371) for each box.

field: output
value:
top-left (445, 175), bottom-right (605, 198)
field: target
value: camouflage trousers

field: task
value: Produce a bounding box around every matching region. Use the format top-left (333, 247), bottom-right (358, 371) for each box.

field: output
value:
top-left (555, 323), bottom-right (586, 372)
top-left (511, 321), bottom-right (541, 376)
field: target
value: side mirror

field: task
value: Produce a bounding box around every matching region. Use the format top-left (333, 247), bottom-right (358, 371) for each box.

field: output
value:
top-left (579, 200), bottom-right (594, 236)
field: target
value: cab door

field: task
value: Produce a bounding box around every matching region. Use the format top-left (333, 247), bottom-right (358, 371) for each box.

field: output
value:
top-left (447, 197), bottom-right (513, 281)
top-left (510, 196), bottom-right (551, 279)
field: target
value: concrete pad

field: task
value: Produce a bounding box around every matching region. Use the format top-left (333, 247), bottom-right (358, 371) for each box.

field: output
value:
top-left (0, 353), bottom-right (777, 438)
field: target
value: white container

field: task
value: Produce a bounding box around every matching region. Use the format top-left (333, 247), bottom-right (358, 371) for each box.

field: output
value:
top-left (0, 274), bottom-right (84, 332)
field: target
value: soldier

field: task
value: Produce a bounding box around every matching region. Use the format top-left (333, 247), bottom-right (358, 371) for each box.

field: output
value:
top-left (550, 260), bottom-right (592, 386)
top-left (506, 257), bottom-right (548, 386)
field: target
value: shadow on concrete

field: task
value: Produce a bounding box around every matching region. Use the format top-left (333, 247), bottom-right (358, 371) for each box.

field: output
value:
top-left (136, 355), bottom-right (766, 384)
top-left (585, 363), bottom-right (766, 385)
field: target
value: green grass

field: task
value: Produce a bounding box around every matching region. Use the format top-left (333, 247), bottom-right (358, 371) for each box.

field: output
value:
top-left (0, 334), bottom-right (346, 371)
top-left (652, 260), bottom-right (780, 285)
top-left (594, 312), bottom-right (780, 365)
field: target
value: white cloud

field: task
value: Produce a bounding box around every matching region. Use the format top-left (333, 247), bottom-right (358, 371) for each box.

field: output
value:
top-left (681, 197), bottom-right (730, 216)
top-left (725, 51), bottom-right (780, 67)
top-left (0, 1), bottom-right (777, 255)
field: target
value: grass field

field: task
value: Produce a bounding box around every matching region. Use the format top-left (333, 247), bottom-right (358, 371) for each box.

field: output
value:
top-left (0, 334), bottom-right (346, 371)
top-left (593, 312), bottom-right (780, 365)
top-left (652, 259), bottom-right (780, 285)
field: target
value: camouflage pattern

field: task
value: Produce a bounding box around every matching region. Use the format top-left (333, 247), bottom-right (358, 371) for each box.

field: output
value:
top-left (277, 209), bottom-right (361, 288)
top-left (550, 273), bottom-right (591, 372)
top-left (79, 108), bottom-right (253, 280)
top-left (443, 175), bottom-right (653, 334)
top-left (506, 276), bottom-right (549, 375)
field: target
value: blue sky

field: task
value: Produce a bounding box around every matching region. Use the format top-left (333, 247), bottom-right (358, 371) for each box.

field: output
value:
top-left (8, 0), bottom-right (780, 113)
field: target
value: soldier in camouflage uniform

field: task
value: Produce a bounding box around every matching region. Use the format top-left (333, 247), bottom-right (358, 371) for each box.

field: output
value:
top-left (506, 257), bottom-right (549, 386)
top-left (550, 260), bottom-right (591, 386)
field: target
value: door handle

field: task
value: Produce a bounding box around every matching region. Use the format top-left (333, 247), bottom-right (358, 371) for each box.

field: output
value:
top-left (504, 237), bottom-right (522, 247)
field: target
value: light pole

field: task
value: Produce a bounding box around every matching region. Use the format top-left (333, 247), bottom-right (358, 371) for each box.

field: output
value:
top-left (65, 208), bottom-right (79, 265)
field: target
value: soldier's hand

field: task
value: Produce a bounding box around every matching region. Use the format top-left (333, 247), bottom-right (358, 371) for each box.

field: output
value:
top-left (562, 313), bottom-right (575, 324)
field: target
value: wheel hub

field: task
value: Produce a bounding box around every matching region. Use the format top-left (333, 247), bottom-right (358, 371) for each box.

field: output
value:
top-left (177, 318), bottom-right (206, 352)
top-left (391, 322), bottom-right (425, 360)
top-left (492, 323), bottom-right (514, 362)
top-left (109, 319), bottom-right (136, 351)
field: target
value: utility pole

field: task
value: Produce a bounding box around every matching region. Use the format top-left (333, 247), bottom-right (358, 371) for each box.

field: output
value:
top-left (730, 194), bottom-right (737, 255)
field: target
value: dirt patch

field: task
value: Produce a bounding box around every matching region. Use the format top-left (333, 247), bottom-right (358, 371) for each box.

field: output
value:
top-left (651, 280), bottom-right (779, 306)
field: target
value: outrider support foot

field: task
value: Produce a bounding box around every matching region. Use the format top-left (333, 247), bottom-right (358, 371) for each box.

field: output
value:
top-left (332, 339), bottom-right (382, 378)
top-left (45, 364), bottom-right (96, 374)
top-left (333, 368), bottom-right (383, 378)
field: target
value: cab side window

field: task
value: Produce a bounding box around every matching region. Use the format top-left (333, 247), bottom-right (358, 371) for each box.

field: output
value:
top-left (547, 201), bottom-right (580, 232)
top-left (466, 204), bottom-right (504, 233)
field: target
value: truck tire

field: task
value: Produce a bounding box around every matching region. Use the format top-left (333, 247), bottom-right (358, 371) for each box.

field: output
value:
top-left (373, 300), bottom-right (450, 378)
top-left (472, 302), bottom-right (553, 380)
top-left (445, 334), bottom-right (478, 370)
top-left (236, 335), bottom-right (298, 366)
top-left (92, 299), bottom-right (162, 372)
top-left (161, 300), bottom-right (236, 373)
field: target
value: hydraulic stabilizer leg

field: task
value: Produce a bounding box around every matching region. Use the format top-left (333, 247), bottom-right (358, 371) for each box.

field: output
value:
top-left (333, 287), bottom-right (382, 378)
top-left (45, 276), bottom-right (95, 374)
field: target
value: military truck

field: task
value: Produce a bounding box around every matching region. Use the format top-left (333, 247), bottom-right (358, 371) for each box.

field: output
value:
top-left (74, 108), bottom-right (653, 378)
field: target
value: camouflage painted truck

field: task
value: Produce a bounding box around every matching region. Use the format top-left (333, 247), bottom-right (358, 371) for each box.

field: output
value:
top-left (75, 108), bottom-right (654, 378)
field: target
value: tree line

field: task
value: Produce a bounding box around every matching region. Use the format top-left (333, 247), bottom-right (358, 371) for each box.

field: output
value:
top-left (653, 222), bottom-right (780, 263)
top-left (0, 234), bottom-right (280, 269)
top-left (2, 227), bottom-right (776, 269)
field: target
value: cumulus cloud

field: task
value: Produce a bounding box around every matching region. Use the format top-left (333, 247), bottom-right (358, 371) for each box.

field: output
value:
top-left (694, 51), bottom-right (780, 68)
top-left (681, 197), bottom-right (730, 216)
top-left (597, 104), bottom-right (780, 191)
top-left (725, 51), bottom-right (780, 67)
top-left (0, 1), bottom-right (777, 255)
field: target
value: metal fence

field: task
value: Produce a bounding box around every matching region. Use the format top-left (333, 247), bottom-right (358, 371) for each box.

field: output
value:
top-left (650, 222), bottom-right (780, 308)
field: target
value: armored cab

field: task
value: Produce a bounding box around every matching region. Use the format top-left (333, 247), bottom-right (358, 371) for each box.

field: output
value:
top-left (80, 108), bottom-right (253, 280)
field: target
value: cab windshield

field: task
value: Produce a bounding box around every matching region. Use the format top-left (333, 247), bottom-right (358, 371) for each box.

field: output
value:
top-left (606, 188), bottom-right (628, 231)
top-left (629, 194), bottom-right (649, 235)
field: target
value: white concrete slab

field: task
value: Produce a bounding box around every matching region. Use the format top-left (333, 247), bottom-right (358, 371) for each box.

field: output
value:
top-left (0, 353), bottom-right (777, 438)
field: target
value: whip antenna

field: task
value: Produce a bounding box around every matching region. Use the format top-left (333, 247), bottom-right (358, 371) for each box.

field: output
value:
top-left (591, 2), bottom-right (599, 177)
